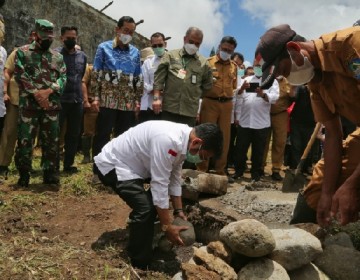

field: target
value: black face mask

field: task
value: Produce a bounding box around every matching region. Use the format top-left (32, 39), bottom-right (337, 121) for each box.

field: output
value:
top-left (38, 39), bottom-right (53, 51)
top-left (64, 38), bottom-right (76, 50)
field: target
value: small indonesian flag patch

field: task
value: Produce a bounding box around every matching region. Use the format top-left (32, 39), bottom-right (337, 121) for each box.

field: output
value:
top-left (168, 149), bottom-right (177, 157)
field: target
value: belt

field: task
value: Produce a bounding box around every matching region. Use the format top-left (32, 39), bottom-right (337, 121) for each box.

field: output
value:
top-left (205, 96), bottom-right (233, 103)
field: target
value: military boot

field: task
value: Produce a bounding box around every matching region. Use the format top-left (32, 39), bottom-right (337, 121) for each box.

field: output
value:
top-left (81, 136), bottom-right (92, 164)
top-left (43, 170), bottom-right (60, 185)
top-left (18, 171), bottom-right (30, 187)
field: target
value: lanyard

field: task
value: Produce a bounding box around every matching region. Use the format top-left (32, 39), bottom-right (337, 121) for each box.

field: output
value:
top-left (181, 57), bottom-right (191, 70)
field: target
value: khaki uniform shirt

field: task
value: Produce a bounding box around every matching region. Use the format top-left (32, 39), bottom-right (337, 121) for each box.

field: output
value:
top-left (82, 64), bottom-right (93, 100)
top-left (153, 48), bottom-right (213, 117)
top-left (4, 49), bottom-right (19, 106)
top-left (270, 77), bottom-right (291, 114)
top-left (309, 26), bottom-right (360, 126)
top-left (204, 55), bottom-right (237, 98)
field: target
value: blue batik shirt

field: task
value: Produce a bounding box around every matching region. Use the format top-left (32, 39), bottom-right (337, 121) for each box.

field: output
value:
top-left (91, 38), bottom-right (143, 111)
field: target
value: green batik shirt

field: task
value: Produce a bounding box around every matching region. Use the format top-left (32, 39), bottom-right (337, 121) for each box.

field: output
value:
top-left (14, 41), bottom-right (67, 110)
top-left (153, 48), bottom-right (213, 117)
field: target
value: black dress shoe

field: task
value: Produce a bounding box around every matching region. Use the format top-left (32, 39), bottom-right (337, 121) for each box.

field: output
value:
top-left (271, 172), bottom-right (282, 181)
top-left (63, 166), bottom-right (78, 174)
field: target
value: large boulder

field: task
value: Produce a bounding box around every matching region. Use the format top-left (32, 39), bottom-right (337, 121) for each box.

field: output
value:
top-left (238, 258), bottom-right (289, 280)
top-left (313, 244), bottom-right (360, 280)
top-left (220, 219), bottom-right (276, 257)
top-left (288, 263), bottom-right (330, 280)
top-left (193, 247), bottom-right (237, 280)
top-left (270, 228), bottom-right (322, 270)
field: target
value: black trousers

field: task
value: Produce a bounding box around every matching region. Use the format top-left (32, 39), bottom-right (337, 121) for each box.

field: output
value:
top-left (234, 126), bottom-right (269, 179)
top-left (93, 164), bottom-right (156, 268)
top-left (92, 108), bottom-right (135, 158)
top-left (59, 102), bottom-right (83, 168)
top-left (290, 192), bottom-right (317, 224)
top-left (139, 109), bottom-right (161, 123)
top-left (161, 110), bottom-right (196, 127)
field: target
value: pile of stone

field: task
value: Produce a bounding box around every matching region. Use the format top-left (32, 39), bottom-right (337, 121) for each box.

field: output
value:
top-left (171, 219), bottom-right (360, 280)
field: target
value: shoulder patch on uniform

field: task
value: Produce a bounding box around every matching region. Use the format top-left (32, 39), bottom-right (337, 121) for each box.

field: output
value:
top-left (168, 149), bottom-right (177, 157)
top-left (349, 58), bottom-right (360, 79)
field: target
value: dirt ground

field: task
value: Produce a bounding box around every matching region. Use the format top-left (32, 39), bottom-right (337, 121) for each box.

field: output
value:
top-left (0, 153), bottom-right (345, 279)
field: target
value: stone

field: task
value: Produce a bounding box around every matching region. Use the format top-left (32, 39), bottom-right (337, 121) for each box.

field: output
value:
top-left (219, 219), bottom-right (276, 257)
top-left (270, 228), bottom-right (323, 270)
top-left (196, 173), bottom-right (228, 195)
top-left (193, 247), bottom-right (237, 280)
top-left (207, 241), bottom-right (232, 264)
top-left (288, 263), bottom-right (330, 280)
top-left (173, 217), bottom-right (196, 246)
top-left (181, 263), bottom-right (221, 280)
top-left (323, 232), bottom-right (354, 249)
top-left (238, 258), bottom-right (290, 280)
top-left (158, 235), bottom-right (173, 252)
top-left (172, 272), bottom-right (184, 280)
top-left (182, 169), bottom-right (228, 195)
top-left (293, 223), bottom-right (327, 240)
top-left (313, 244), bottom-right (360, 280)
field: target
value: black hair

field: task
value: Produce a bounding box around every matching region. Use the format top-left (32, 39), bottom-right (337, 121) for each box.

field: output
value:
top-left (220, 36), bottom-right (237, 48)
top-left (231, 52), bottom-right (244, 62)
top-left (151, 32), bottom-right (166, 41)
top-left (117, 16), bottom-right (135, 28)
top-left (61, 26), bottom-right (78, 35)
top-left (194, 123), bottom-right (223, 159)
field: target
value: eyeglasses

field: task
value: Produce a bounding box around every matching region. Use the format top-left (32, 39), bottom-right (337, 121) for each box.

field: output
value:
top-left (151, 44), bottom-right (164, 48)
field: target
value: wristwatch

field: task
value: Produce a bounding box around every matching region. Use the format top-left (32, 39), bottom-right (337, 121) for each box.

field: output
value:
top-left (161, 224), bottom-right (170, 232)
top-left (153, 95), bottom-right (160, 101)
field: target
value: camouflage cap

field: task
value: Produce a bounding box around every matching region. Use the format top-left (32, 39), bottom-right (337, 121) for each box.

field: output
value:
top-left (35, 19), bottom-right (54, 39)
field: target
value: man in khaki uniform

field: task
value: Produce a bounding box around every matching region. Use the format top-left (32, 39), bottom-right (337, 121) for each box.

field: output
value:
top-left (255, 24), bottom-right (360, 227)
top-left (153, 27), bottom-right (213, 127)
top-left (81, 63), bottom-right (98, 164)
top-left (0, 49), bottom-right (20, 176)
top-left (263, 76), bottom-right (293, 181)
top-left (197, 36), bottom-right (237, 178)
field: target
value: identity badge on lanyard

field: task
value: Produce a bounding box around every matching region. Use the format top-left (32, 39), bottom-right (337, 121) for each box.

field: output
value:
top-left (177, 69), bottom-right (187, 79)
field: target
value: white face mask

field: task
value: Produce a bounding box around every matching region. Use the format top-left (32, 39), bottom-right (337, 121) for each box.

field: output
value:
top-left (219, 51), bottom-right (231, 61)
top-left (184, 43), bottom-right (198, 55)
top-left (119, 33), bottom-right (132, 45)
top-left (287, 51), bottom-right (315, 86)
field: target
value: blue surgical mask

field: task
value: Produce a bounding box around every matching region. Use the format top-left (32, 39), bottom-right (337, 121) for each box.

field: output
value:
top-left (219, 51), bottom-right (231, 61)
top-left (237, 68), bottom-right (245, 77)
top-left (186, 145), bottom-right (202, 164)
top-left (254, 66), bottom-right (262, 77)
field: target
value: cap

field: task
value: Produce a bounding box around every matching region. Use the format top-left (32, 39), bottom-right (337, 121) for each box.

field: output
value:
top-left (255, 24), bottom-right (296, 88)
top-left (140, 47), bottom-right (154, 62)
top-left (35, 19), bottom-right (54, 39)
top-left (353, 19), bottom-right (360, 27)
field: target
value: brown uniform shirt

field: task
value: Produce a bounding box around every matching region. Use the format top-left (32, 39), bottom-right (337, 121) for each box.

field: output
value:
top-left (82, 64), bottom-right (93, 100)
top-left (270, 77), bottom-right (291, 114)
top-left (203, 55), bottom-right (237, 98)
top-left (309, 26), bottom-right (360, 126)
top-left (4, 49), bottom-right (19, 106)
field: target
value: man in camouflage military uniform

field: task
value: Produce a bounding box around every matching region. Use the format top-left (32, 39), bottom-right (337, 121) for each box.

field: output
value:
top-left (14, 19), bottom-right (67, 187)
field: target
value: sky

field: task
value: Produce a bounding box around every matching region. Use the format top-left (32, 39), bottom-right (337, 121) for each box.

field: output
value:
top-left (81, 0), bottom-right (360, 64)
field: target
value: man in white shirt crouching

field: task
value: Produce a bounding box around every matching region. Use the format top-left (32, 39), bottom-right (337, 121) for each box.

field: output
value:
top-left (93, 121), bottom-right (223, 269)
